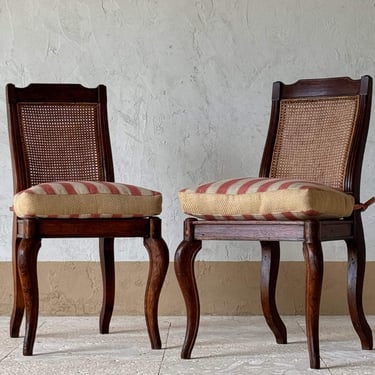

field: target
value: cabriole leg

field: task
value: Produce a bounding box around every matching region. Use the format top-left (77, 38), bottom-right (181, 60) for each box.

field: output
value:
top-left (260, 241), bottom-right (287, 344)
top-left (346, 214), bottom-right (373, 350)
top-left (144, 217), bottom-right (169, 349)
top-left (303, 239), bottom-right (323, 369)
top-left (18, 237), bottom-right (41, 356)
top-left (99, 237), bottom-right (115, 334)
top-left (10, 215), bottom-right (24, 337)
top-left (174, 218), bottom-right (202, 359)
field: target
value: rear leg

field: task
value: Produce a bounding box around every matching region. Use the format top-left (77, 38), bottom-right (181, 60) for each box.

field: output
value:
top-left (260, 241), bottom-right (287, 344)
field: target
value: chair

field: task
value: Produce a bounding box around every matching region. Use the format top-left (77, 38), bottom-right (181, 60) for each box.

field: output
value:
top-left (7, 83), bottom-right (169, 355)
top-left (175, 75), bottom-right (373, 369)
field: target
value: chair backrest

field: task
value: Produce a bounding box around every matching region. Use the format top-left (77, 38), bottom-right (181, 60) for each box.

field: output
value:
top-left (259, 76), bottom-right (372, 202)
top-left (7, 83), bottom-right (114, 193)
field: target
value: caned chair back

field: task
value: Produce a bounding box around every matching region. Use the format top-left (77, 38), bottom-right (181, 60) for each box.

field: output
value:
top-left (6, 84), bottom-right (114, 193)
top-left (260, 76), bottom-right (372, 200)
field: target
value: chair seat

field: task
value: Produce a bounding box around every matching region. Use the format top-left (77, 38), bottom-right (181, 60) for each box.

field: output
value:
top-left (179, 177), bottom-right (354, 221)
top-left (13, 181), bottom-right (162, 218)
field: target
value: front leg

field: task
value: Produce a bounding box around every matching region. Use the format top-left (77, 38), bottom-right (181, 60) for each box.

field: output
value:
top-left (18, 236), bottom-right (41, 356)
top-left (99, 237), bottom-right (115, 334)
top-left (346, 213), bottom-right (372, 350)
top-left (10, 215), bottom-right (24, 338)
top-left (174, 218), bottom-right (202, 359)
top-left (143, 217), bottom-right (169, 349)
top-left (303, 238), bottom-right (323, 370)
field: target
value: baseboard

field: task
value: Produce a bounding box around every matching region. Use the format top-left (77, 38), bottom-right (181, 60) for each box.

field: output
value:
top-left (1, 261), bottom-right (374, 315)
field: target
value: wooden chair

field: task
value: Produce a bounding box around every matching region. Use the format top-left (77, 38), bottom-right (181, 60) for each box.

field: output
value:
top-left (7, 83), bottom-right (169, 355)
top-left (175, 76), bottom-right (373, 369)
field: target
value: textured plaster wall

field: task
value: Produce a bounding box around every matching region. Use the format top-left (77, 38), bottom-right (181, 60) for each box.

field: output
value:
top-left (1, 0), bottom-right (375, 262)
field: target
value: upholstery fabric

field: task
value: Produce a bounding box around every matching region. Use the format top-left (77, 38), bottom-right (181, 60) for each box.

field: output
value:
top-left (179, 177), bottom-right (354, 221)
top-left (13, 181), bottom-right (162, 218)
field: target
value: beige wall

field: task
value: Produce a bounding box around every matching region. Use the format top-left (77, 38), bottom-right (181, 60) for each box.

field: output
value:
top-left (1, 261), bottom-right (374, 316)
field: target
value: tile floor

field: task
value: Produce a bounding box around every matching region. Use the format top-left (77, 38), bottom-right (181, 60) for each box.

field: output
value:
top-left (0, 315), bottom-right (374, 374)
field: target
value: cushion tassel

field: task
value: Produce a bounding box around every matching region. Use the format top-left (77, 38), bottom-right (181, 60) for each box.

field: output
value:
top-left (354, 197), bottom-right (375, 212)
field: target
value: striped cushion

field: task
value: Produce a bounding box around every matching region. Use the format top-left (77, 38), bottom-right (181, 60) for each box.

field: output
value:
top-left (178, 177), bottom-right (354, 221)
top-left (13, 181), bottom-right (162, 218)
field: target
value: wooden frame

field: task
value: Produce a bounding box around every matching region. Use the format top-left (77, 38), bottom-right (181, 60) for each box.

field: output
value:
top-left (174, 76), bottom-right (373, 369)
top-left (7, 83), bottom-right (169, 355)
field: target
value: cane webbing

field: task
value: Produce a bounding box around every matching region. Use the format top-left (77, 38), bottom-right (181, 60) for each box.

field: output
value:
top-left (17, 103), bottom-right (104, 185)
top-left (270, 96), bottom-right (359, 191)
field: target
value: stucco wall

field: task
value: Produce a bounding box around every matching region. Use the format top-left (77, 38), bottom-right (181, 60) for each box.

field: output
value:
top-left (1, 0), bottom-right (375, 263)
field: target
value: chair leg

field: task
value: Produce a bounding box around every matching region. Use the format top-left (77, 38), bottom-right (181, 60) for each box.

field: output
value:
top-left (10, 217), bottom-right (25, 338)
top-left (303, 239), bottom-right (323, 370)
top-left (99, 237), bottom-right (115, 334)
top-left (174, 218), bottom-right (202, 359)
top-left (345, 215), bottom-right (373, 350)
top-left (260, 241), bottom-right (287, 344)
top-left (143, 217), bottom-right (169, 349)
top-left (17, 237), bottom-right (41, 356)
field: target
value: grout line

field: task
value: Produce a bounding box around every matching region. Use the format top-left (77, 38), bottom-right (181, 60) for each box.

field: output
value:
top-left (0, 346), bottom-right (18, 363)
top-left (158, 320), bottom-right (172, 375)
top-left (296, 318), bottom-right (333, 373)
top-left (321, 356), bottom-right (333, 375)
top-left (296, 319), bottom-right (306, 334)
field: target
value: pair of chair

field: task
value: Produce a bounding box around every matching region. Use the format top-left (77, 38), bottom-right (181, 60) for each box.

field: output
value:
top-left (7, 76), bottom-right (373, 369)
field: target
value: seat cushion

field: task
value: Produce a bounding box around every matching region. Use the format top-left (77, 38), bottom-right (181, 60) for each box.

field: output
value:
top-left (178, 177), bottom-right (354, 221)
top-left (13, 181), bottom-right (162, 218)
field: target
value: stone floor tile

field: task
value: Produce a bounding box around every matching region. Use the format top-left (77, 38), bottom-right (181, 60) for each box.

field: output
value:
top-left (0, 316), bottom-right (374, 374)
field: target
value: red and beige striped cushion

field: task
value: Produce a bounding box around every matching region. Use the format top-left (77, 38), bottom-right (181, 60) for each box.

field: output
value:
top-left (178, 177), bottom-right (354, 221)
top-left (13, 181), bottom-right (162, 218)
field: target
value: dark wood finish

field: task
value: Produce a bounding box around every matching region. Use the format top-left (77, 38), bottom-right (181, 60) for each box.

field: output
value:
top-left (174, 76), bottom-right (373, 369)
top-left (143, 218), bottom-right (170, 348)
top-left (10, 215), bottom-right (24, 338)
top-left (260, 241), bottom-right (287, 345)
top-left (99, 237), bottom-right (115, 334)
top-left (174, 218), bottom-right (202, 359)
top-left (303, 221), bottom-right (324, 369)
top-left (346, 212), bottom-right (373, 350)
top-left (7, 83), bottom-right (169, 355)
